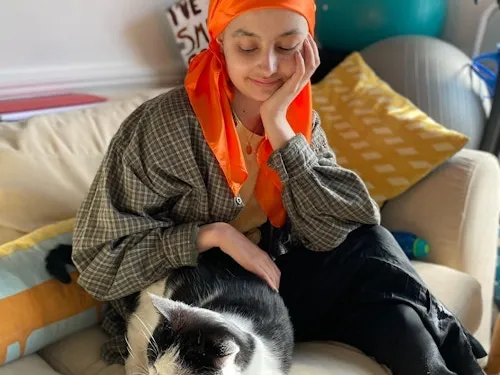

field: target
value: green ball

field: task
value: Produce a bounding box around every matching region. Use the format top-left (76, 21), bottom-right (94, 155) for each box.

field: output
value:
top-left (413, 239), bottom-right (430, 258)
top-left (315, 0), bottom-right (448, 51)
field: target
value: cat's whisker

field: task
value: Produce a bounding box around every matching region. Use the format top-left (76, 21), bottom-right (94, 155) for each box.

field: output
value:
top-left (132, 313), bottom-right (160, 355)
top-left (124, 334), bottom-right (137, 360)
top-left (147, 345), bottom-right (159, 358)
top-left (132, 361), bottom-right (150, 375)
top-left (147, 332), bottom-right (160, 357)
top-left (132, 313), bottom-right (154, 337)
top-left (118, 342), bottom-right (130, 364)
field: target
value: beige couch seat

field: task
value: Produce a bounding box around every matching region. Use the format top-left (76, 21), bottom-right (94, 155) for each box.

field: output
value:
top-left (0, 355), bottom-right (62, 375)
top-left (36, 260), bottom-right (481, 375)
top-left (39, 326), bottom-right (390, 375)
top-left (0, 89), bottom-right (498, 375)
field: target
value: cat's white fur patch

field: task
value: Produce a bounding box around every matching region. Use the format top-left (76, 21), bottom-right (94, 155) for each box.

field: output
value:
top-left (223, 313), bottom-right (283, 375)
top-left (125, 279), bottom-right (173, 375)
top-left (152, 346), bottom-right (188, 375)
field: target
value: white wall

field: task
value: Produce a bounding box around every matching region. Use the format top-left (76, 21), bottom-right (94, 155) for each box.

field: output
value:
top-left (443, 0), bottom-right (500, 57)
top-left (0, 0), bottom-right (186, 98)
top-left (0, 0), bottom-right (498, 99)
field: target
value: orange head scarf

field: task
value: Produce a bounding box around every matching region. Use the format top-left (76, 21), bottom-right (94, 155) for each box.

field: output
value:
top-left (184, 0), bottom-right (316, 228)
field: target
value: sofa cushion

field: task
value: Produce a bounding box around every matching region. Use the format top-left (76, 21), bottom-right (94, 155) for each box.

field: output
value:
top-left (312, 52), bottom-right (468, 207)
top-left (0, 219), bottom-right (104, 366)
top-left (39, 327), bottom-right (123, 375)
top-left (0, 89), bottom-right (167, 234)
top-left (0, 354), bottom-right (61, 375)
top-left (39, 326), bottom-right (390, 375)
top-left (412, 261), bottom-right (482, 333)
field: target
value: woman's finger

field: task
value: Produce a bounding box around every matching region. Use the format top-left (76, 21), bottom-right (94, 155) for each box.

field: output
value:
top-left (296, 49), bottom-right (306, 79)
top-left (261, 260), bottom-right (279, 290)
top-left (288, 50), bottom-right (305, 95)
top-left (309, 34), bottom-right (321, 68)
top-left (257, 254), bottom-right (279, 290)
top-left (268, 260), bottom-right (281, 289)
top-left (258, 265), bottom-right (278, 290)
top-left (264, 257), bottom-right (281, 290)
top-left (303, 36), bottom-right (315, 74)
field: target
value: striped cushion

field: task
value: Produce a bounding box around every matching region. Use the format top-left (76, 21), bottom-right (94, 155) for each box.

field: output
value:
top-left (0, 218), bottom-right (104, 366)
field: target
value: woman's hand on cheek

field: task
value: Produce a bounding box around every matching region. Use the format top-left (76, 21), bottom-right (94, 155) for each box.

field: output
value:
top-left (260, 33), bottom-right (320, 125)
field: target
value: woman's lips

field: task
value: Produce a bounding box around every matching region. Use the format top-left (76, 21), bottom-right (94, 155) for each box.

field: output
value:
top-left (250, 78), bottom-right (280, 87)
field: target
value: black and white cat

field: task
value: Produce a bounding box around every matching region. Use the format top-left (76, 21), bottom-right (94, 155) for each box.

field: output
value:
top-left (46, 246), bottom-right (294, 375)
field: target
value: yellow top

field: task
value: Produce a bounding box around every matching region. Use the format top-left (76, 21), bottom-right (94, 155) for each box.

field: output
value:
top-left (228, 117), bottom-right (268, 244)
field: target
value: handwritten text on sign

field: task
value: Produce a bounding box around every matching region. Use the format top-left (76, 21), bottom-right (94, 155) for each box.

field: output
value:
top-left (166, 0), bottom-right (210, 67)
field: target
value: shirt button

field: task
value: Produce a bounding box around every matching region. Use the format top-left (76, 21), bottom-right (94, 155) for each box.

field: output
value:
top-left (234, 196), bottom-right (244, 206)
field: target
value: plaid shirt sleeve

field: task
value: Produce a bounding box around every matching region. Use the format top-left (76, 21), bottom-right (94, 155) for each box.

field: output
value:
top-left (72, 95), bottom-right (202, 301)
top-left (268, 110), bottom-right (381, 251)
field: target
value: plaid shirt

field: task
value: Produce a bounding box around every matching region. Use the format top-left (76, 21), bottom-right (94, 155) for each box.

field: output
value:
top-left (72, 86), bottom-right (381, 364)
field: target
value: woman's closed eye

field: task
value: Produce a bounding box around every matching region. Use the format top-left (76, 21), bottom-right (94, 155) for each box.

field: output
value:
top-left (279, 44), bottom-right (300, 52)
top-left (238, 45), bottom-right (300, 53)
top-left (238, 46), bottom-right (257, 53)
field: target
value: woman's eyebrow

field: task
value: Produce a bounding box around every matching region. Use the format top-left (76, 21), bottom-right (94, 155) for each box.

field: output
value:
top-left (231, 28), bottom-right (302, 38)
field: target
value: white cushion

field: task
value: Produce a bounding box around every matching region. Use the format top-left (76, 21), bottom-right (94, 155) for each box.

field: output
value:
top-left (291, 342), bottom-right (389, 374)
top-left (0, 89), bottom-right (167, 233)
top-left (39, 327), bottom-right (123, 375)
top-left (39, 326), bottom-right (389, 375)
top-left (0, 354), bottom-right (61, 375)
top-left (413, 261), bottom-right (482, 333)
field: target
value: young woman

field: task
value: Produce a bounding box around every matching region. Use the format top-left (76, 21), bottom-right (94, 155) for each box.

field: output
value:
top-left (72, 0), bottom-right (487, 373)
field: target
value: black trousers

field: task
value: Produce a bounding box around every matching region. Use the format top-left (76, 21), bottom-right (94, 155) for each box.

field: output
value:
top-left (274, 224), bottom-right (486, 375)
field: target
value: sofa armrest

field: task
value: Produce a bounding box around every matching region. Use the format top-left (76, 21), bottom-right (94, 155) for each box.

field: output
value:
top-left (381, 149), bottom-right (500, 273)
top-left (381, 148), bottom-right (500, 349)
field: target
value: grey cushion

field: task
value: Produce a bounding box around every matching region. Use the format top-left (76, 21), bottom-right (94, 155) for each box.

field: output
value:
top-left (360, 35), bottom-right (491, 149)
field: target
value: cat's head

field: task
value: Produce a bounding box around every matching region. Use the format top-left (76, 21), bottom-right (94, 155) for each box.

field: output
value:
top-left (146, 293), bottom-right (255, 375)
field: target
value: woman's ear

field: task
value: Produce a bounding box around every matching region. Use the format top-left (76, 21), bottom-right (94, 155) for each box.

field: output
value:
top-left (216, 35), bottom-right (224, 52)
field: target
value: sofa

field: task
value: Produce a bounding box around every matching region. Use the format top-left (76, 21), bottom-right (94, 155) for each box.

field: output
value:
top-left (0, 85), bottom-right (499, 375)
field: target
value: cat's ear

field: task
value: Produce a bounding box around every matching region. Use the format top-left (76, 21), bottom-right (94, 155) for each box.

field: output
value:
top-left (213, 340), bottom-right (240, 370)
top-left (148, 293), bottom-right (180, 319)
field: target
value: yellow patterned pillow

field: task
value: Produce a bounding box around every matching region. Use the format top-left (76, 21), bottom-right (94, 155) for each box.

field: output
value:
top-left (312, 52), bottom-right (469, 206)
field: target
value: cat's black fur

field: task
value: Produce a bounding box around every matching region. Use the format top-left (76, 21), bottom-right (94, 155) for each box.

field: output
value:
top-left (45, 244), bottom-right (74, 284)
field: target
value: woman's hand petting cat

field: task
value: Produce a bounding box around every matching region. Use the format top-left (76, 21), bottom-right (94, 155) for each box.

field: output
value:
top-left (223, 227), bottom-right (281, 291)
top-left (207, 223), bottom-right (280, 291)
top-left (197, 222), bottom-right (281, 291)
top-left (259, 33), bottom-right (320, 148)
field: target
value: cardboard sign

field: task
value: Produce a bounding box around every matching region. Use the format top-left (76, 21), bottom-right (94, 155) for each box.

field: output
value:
top-left (166, 0), bottom-right (210, 67)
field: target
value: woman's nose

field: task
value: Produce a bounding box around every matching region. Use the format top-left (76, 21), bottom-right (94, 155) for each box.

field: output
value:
top-left (258, 50), bottom-right (278, 75)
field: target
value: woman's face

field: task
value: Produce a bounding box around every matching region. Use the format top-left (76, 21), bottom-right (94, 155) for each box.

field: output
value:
top-left (219, 8), bottom-right (309, 102)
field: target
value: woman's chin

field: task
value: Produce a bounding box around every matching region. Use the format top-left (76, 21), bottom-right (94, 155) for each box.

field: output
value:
top-left (232, 80), bottom-right (279, 103)
top-left (244, 86), bottom-right (276, 102)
